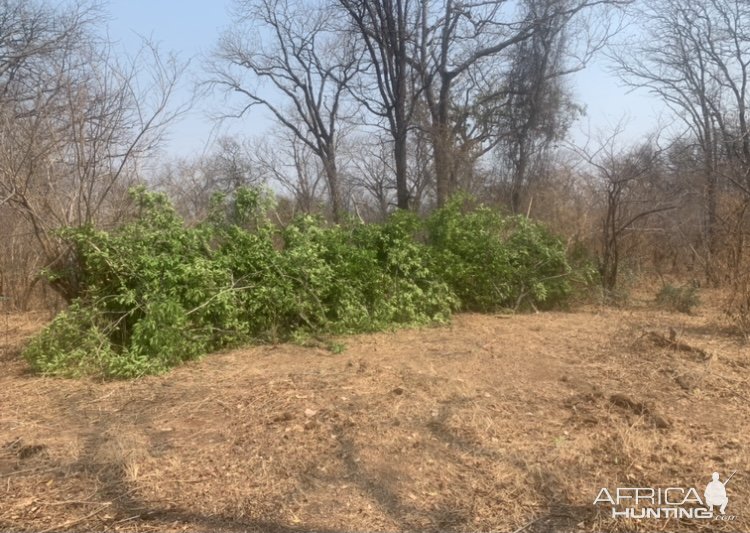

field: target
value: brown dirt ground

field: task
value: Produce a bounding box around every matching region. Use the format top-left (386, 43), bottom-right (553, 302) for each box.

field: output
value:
top-left (0, 290), bottom-right (748, 533)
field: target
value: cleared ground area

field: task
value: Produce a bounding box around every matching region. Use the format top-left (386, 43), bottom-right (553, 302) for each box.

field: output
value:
top-left (1, 293), bottom-right (748, 532)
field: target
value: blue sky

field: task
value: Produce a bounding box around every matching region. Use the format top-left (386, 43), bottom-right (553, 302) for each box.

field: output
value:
top-left (106, 0), bottom-right (239, 158)
top-left (572, 61), bottom-right (661, 139)
top-left (105, 0), bottom-right (662, 159)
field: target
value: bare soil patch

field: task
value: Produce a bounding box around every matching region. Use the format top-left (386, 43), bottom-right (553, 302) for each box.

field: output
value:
top-left (1, 292), bottom-right (748, 532)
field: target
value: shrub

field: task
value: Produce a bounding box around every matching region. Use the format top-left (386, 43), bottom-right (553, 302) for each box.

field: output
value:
top-left (656, 283), bottom-right (700, 314)
top-left (24, 304), bottom-right (117, 377)
top-left (426, 197), bottom-right (572, 311)
top-left (24, 189), bottom-right (576, 378)
top-left (724, 276), bottom-right (750, 340)
top-left (564, 240), bottom-right (601, 302)
top-left (24, 188), bottom-right (457, 377)
top-left (27, 188), bottom-right (246, 377)
top-left (278, 210), bottom-right (456, 333)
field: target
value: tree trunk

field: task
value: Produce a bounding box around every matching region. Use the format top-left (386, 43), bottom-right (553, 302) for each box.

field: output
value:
top-left (433, 78), bottom-right (456, 208)
top-left (703, 127), bottom-right (718, 285)
top-left (510, 140), bottom-right (529, 214)
top-left (323, 153), bottom-right (342, 223)
top-left (394, 129), bottom-right (409, 210)
top-left (601, 198), bottom-right (619, 292)
top-left (434, 126), bottom-right (453, 207)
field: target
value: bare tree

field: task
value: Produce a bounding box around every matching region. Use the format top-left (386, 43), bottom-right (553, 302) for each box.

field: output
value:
top-left (0, 1), bottom-right (186, 303)
top-left (611, 0), bottom-right (750, 281)
top-left (568, 127), bottom-right (675, 292)
top-left (155, 136), bottom-right (261, 222)
top-left (254, 131), bottom-right (327, 215)
top-left (0, 0), bottom-right (94, 103)
top-left (337, 0), bottom-right (420, 210)
top-left (348, 134), bottom-right (396, 219)
top-left (412, 0), bottom-right (626, 208)
top-left (208, 136), bottom-right (258, 192)
top-left (494, 0), bottom-right (583, 213)
top-left (211, 0), bottom-right (361, 222)
top-left (0, 0), bottom-right (91, 211)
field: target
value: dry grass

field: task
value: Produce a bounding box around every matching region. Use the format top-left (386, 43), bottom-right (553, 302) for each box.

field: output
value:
top-left (0, 290), bottom-right (748, 532)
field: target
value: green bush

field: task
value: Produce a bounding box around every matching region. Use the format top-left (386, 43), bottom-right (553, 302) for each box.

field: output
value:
top-left (26, 188), bottom-right (247, 377)
top-left (278, 210), bottom-right (456, 333)
top-left (24, 188), bottom-right (577, 378)
top-left (426, 197), bottom-right (572, 311)
top-left (24, 304), bottom-right (117, 377)
top-left (656, 283), bottom-right (700, 314)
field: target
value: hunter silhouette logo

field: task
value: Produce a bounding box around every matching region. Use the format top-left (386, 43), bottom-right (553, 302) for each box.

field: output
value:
top-left (594, 470), bottom-right (738, 520)
top-left (705, 471), bottom-right (734, 515)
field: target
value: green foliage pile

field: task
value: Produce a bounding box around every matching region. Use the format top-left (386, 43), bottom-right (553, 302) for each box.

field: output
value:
top-left (25, 188), bottom-right (576, 378)
top-left (425, 197), bottom-right (572, 311)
